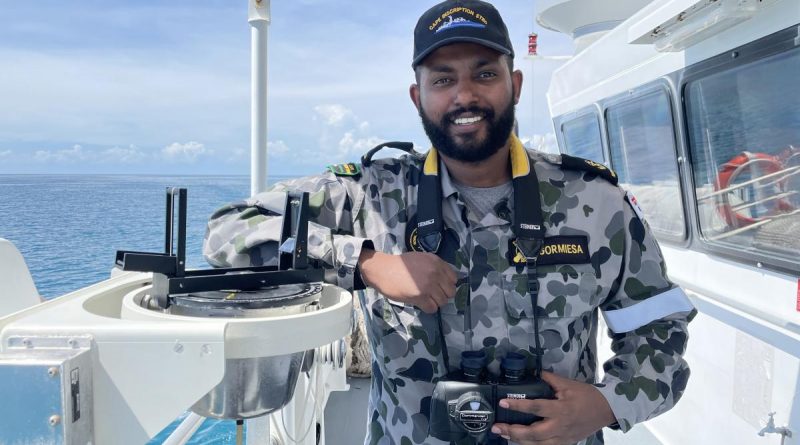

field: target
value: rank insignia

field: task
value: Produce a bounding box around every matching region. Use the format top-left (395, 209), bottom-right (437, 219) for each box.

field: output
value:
top-left (327, 162), bottom-right (361, 177)
top-left (560, 154), bottom-right (619, 185)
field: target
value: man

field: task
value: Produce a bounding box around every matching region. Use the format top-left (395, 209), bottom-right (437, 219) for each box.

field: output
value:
top-left (203, 1), bottom-right (696, 444)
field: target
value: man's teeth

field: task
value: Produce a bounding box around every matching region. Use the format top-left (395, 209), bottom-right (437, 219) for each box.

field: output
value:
top-left (453, 116), bottom-right (483, 125)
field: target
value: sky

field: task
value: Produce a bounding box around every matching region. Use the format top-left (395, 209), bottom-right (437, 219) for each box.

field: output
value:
top-left (0, 1), bottom-right (574, 176)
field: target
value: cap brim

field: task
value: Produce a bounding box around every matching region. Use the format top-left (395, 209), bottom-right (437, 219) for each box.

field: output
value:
top-left (412, 37), bottom-right (513, 68)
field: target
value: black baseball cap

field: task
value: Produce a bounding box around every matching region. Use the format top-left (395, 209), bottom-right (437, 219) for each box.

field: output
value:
top-left (412, 0), bottom-right (514, 68)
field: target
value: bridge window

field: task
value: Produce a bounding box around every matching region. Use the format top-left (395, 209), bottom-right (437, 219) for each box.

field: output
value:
top-left (561, 113), bottom-right (604, 163)
top-left (685, 48), bottom-right (800, 263)
top-left (606, 89), bottom-right (685, 239)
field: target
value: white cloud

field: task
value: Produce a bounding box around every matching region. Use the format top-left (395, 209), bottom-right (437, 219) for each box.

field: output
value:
top-left (302, 104), bottom-right (387, 165)
top-left (338, 132), bottom-right (383, 158)
top-left (0, 149), bottom-right (11, 158)
top-left (33, 144), bottom-right (86, 162)
top-left (521, 133), bottom-right (559, 154)
top-left (161, 141), bottom-right (210, 162)
top-left (102, 144), bottom-right (147, 163)
top-left (268, 140), bottom-right (290, 156)
top-left (31, 144), bottom-right (152, 164)
top-left (313, 104), bottom-right (355, 127)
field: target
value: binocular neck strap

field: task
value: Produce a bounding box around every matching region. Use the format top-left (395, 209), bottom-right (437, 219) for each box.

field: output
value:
top-left (417, 149), bottom-right (444, 253)
top-left (510, 144), bottom-right (547, 378)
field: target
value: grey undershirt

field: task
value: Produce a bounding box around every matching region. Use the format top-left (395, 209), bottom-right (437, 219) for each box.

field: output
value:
top-left (453, 181), bottom-right (513, 221)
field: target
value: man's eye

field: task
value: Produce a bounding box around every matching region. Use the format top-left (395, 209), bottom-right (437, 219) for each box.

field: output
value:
top-left (433, 78), bottom-right (452, 86)
top-left (478, 72), bottom-right (497, 79)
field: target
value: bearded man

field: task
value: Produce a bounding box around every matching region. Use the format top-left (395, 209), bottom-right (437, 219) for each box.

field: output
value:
top-left (204, 1), bottom-right (695, 444)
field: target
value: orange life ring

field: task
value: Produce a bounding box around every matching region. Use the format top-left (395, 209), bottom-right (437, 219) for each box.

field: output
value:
top-left (714, 151), bottom-right (793, 228)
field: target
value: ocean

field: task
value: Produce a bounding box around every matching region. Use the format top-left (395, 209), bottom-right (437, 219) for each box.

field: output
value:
top-left (0, 174), bottom-right (293, 444)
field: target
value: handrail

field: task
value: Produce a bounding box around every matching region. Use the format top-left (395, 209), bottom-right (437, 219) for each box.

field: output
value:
top-left (730, 190), bottom-right (798, 212)
top-left (698, 165), bottom-right (800, 201)
top-left (706, 207), bottom-right (800, 241)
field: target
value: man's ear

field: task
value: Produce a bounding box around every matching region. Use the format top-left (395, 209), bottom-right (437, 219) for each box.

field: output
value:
top-left (409, 83), bottom-right (421, 111)
top-left (512, 69), bottom-right (523, 105)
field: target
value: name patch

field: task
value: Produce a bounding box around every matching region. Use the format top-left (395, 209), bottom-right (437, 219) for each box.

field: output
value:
top-left (510, 236), bottom-right (590, 265)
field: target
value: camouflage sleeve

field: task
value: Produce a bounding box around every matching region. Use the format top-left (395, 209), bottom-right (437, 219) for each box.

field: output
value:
top-left (202, 171), bottom-right (372, 291)
top-left (594, 188), bottom-right (697, 432)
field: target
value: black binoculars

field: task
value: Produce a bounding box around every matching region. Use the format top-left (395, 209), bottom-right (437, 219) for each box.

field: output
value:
top-left (428, 350), bottom-right (555, 443)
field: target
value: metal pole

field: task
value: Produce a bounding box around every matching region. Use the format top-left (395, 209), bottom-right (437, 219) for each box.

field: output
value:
top-left (248, 0), bottom-right (271, 196)
top-left (246, 416), bottom-right (271, 445)
top-left (245, 3), bottom-right (273, 443)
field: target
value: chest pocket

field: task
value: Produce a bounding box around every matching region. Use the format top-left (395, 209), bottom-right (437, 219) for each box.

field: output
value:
top-left (378, 298), bottom-right (450, 379)
top-left (503, 264), bottom-right (599, 320)
top-left (380, 298), bottom-right (419, 334)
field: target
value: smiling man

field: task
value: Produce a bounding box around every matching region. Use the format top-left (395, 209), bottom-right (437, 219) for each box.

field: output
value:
top-left (203, 1), bottom-right (696, 444)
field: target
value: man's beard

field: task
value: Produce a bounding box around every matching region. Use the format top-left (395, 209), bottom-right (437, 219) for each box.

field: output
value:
top-left (419, 100), bottom-right (516, 163)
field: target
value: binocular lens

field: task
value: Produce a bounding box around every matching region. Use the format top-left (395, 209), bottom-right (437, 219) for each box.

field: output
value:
top-left (460, 350), bottom-right (487, 382)
top-left (501, 352), bottom-right (527, 382)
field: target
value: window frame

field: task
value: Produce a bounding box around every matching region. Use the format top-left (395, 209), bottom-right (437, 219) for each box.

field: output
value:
top-left (554, 105), bottom-right (608, 165)
top-left (678, 23), bottom-right (800, 274)
top-left (601, 81), bottom-right (689, 244)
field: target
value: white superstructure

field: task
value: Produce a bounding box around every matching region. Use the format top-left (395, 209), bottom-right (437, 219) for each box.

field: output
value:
top-left (539, 0), bottom-right (800, 443)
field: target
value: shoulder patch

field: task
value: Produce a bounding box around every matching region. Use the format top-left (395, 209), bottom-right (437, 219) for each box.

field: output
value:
top-left (624, 189), bottom-right (646, 221)
top-left (327, 162), bottom-right (361, 177)
top-left (559, 154), bottom-right (618, 186)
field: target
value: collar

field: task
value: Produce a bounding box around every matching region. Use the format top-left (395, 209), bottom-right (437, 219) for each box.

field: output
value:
top-left (439, 158), bottom-right (459, 199)
top-left (424, 133), bottom-right (528, 185)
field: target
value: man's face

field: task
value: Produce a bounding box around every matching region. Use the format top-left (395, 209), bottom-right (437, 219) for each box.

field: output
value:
top-left (410, 43), bottom-right (522, 163)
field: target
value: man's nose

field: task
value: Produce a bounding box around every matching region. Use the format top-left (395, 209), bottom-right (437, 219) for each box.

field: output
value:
top-left (453, 79), bottom-right (479, 107)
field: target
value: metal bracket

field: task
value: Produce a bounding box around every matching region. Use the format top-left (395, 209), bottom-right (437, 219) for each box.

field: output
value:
top-left (114, 187), bottom-right (320, 309)
top-left (6, 335), bottom-right (93, 351)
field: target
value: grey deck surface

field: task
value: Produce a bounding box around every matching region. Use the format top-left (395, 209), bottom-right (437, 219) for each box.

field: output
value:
top-left (324, 377), bottom-right (662, 445)
top-left (324, 377), bottom-right (371, 444)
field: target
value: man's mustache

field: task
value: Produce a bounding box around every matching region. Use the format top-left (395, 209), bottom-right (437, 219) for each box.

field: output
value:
top-left (442, 106), bottom-right (495, 125)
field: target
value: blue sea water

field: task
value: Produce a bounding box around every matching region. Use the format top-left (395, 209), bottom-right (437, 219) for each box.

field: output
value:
top-left (0, 174), bottom-right (294, 444)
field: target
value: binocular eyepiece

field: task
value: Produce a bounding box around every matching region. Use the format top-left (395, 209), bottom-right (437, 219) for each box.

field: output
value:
top-left (460, 350), bottom-right (529, 384)
top-left (460, 350), bottom-right (487, 382)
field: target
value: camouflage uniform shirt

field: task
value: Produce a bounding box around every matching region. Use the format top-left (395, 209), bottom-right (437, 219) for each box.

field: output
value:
top-left (203, 136), bottom-right (695, 445)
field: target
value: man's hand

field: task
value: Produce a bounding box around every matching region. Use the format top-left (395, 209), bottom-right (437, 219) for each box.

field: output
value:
top-left (358, 249), bottom-right (457, 313)
top-left (491, 372), bottom-right (616, 445)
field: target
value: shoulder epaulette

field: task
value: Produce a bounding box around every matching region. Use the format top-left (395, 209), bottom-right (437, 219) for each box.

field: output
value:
top-left (559, 153), bottom-right (619, 186)
top-left (327, 162), bottom-right (362, 177)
